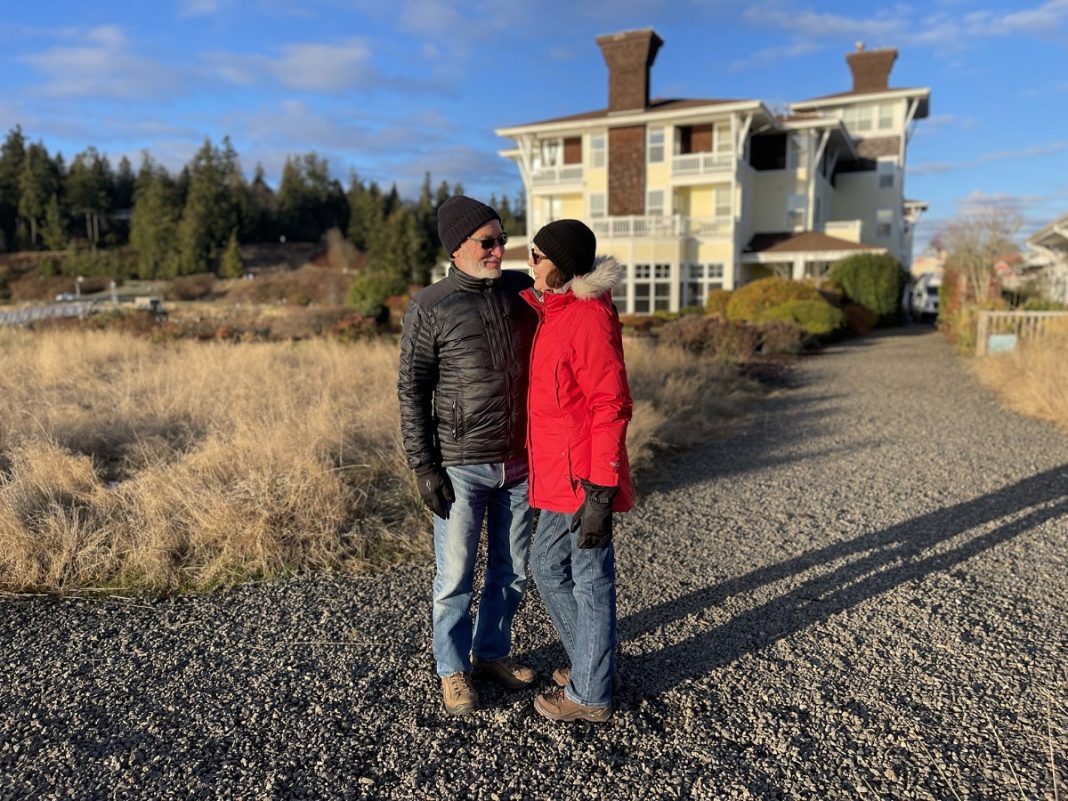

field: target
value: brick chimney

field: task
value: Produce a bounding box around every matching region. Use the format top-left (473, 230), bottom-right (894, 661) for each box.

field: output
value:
top-left (846, 42), bottom-right (898, 93)
top-left (595, 28), bottom-right (663, 112)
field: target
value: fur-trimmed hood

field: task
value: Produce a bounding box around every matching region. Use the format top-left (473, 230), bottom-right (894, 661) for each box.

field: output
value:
top-left (567, 256), bottom-right (623, 300)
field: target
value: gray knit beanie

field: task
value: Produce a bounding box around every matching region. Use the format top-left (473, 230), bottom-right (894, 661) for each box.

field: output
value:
top-left (437, 195), bottom-right (501, 256)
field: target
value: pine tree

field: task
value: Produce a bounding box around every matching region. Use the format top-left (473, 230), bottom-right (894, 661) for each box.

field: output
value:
top-left (17, 143), bottom-right (58, 248)
top-left (220, 229), bottom-right (243, 279)
top-left (130, 171), bottom-right (180, 279)
top-left (0, 126), bottom-right (26, 251)
top-left (42, 194), bottom-right (67, 251)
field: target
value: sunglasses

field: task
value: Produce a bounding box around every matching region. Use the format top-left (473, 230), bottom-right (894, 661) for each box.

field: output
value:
top-left (467, 233), bottom-right (509, 250)
top-left (530, 248), bottom-right (547, 265)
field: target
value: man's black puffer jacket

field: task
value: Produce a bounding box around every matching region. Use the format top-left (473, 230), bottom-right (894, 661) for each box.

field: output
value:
top-left (398, 267), bottom-right (537, 469)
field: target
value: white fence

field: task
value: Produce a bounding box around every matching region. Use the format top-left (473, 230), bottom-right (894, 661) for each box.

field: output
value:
top-left (0, 302), bottom-right (94, 327)
top-left (974, 310), bottom-right (1068, 356)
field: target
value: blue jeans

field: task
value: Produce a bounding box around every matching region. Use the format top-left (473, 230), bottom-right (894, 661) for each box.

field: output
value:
top-left (530, 510), bottom-right (617, 707)
top-left (432, 458), bottom-right (533, 677)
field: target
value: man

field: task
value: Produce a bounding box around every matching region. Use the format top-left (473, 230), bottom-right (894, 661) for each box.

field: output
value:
top-left (397, 195), bottom-right (538, 716)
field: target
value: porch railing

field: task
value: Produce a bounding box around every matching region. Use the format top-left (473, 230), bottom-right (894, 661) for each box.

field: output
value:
top-left (589, 215), bottom-right (731, 239)
top-left (974, 310), bottom-right (1068, 356)
top-left (671, 152), bottom-right (733, 176)
top-left (530, 165), bottom-right (584, 186)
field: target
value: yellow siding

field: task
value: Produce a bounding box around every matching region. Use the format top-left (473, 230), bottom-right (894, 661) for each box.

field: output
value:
top-left (561, 194), bottom-right (585, 219)
top-left (647, 163), bottom-right (671, 194)
top-left (586, 170), bottom-right (607, 194)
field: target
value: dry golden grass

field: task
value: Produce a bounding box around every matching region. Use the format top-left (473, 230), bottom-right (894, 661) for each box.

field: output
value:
top-left (0, 329), bottom-right (761, 594)
top-left (972, 332), bottom-right (1068, 435)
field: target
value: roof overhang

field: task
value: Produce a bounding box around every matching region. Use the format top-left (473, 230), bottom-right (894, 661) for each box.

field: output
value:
top-left (790, 87), bottom-right (931, 119)
top-left (496, 100), bottom-right (773, 138)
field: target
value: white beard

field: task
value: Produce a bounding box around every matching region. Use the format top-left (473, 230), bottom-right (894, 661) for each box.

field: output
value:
top-left (458, 262), bottom-right (502, 279)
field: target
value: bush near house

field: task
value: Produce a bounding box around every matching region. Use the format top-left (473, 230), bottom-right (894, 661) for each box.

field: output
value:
top-left (656, 315), bottom-right (797, 362)
top-left (704, 288), bottom-right (732, 317)
top-left (757, 299), bottom-right (846, 339)
top-left (828, 253), bottom-right (905, 325)
top-left (725, 276), bottom-right (824, 322)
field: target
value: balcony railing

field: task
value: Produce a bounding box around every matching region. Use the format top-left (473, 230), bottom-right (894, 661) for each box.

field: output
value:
top-left (671, 152), bottom-right (733, 176)
top-left (530, 165), bottom-right (584, 186)
top-left (589, 215), bottom-right (732, 239)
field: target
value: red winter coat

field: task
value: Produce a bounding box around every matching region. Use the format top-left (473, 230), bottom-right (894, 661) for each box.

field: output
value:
top-left (521, 256), bottom-right (634, 514)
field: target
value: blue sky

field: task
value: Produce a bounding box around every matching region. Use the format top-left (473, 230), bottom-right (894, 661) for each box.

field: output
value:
top-left (1, 0), bottom-right (1066, 254)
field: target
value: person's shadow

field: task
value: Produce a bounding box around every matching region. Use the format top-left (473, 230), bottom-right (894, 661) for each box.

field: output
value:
top-left (616, 463), bottom-right (1067, 697)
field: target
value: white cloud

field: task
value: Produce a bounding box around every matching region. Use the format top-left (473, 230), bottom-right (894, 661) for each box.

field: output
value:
top-left (910, 139), bottom-right (1068, 174)
top-left (19, 25), bottom-right (181, 99)
top-left (179, 0), bottom-right (228, 16)
top-left (270, 40), bottom-right (375, 92)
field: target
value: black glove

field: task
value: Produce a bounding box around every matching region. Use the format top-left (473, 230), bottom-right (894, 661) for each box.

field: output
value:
top-left (570, 480), bottom-right (617, 549)
top-left (415, 464), bottom-right (454, 519)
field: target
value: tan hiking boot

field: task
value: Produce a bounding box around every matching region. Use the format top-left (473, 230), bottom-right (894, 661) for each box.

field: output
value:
top-left (471, 655), bottom-right (537, 690)
top-left (533, 686), bottom-right (612, 723)
top-left (441, 672), bottom-right (478, 715)
top-left (552, 666), bottom-right (622, 693)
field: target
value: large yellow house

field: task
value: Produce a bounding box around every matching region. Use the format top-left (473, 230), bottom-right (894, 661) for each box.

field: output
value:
top-left (495, 29), bottom-right (930, 314)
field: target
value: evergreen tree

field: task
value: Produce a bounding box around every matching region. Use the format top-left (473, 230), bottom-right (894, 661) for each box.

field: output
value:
top-left (277, 152), bottom-right (348, 242)
top-left (0, 126), bottom-right (26, 251)
top-left (220, 229), bottom-right (243, 279)
top-left (177, 137), bottom-right (241, 273)
top-left (130, 171), bottom-right (180, 279)
top-left (113, 155), bottom-right (135, 211)
top-left (42, 194), bottom-right (67, 251)
top-left (17, 142), bottom-right (59, 248)
top-left (246, 164), bottom-right (277, 243)
top-left (67, 147), bottom-right (114, 246)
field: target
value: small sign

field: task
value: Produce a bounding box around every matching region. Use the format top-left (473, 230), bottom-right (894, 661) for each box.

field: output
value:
top-left (987, 333), bottom-right (1018, 353)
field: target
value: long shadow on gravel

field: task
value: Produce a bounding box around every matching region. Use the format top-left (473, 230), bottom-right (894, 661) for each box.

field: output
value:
top-left (619, 464), bottom-right (1067, 697)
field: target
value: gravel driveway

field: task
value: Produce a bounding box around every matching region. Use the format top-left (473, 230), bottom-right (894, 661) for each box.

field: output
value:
top-left (3, 327), bottom-right (1065, 800)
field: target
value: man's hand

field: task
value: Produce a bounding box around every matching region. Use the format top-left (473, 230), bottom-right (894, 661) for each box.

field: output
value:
top-left (569, 480), bottom-right (617, 549)
top-left (415, 464), bottom-right (455, 519)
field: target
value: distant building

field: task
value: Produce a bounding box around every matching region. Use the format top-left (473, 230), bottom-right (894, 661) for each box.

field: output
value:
top-left (495, 29), bottom-right (930, 313)
top-left (1021, 213), bottom-right (1068, 304)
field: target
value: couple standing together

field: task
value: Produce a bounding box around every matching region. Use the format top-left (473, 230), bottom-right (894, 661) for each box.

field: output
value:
top-left (397, 195), bottom-right (633, 723)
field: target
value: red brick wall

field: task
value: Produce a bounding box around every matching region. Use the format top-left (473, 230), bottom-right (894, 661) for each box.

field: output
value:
top-left (608, 126), bottom-right (645, 216)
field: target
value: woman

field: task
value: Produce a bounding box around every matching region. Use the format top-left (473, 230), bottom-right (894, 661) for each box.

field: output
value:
top-left (522, 219), bottom-right (633, 723)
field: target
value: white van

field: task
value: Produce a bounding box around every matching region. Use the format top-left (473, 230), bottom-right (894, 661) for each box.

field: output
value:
top-left (906, 272), bottom-right (942, 322)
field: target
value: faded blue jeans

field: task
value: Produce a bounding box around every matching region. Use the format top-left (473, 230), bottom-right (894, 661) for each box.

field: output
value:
top-left (432, 457), bottom-right (533, 677)
top-left (530, 510), bottom-right (617, 708)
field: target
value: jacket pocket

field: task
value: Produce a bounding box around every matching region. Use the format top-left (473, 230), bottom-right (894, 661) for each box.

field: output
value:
top-left (451, 395), bottom-right (464, 441)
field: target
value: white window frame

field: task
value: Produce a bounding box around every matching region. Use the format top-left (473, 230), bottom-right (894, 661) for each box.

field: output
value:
top-left (590, 133), bottom-right (606, 169)
top-left (647, 126), bottom-right (665, 164)
top-left (877, 157), bottom-right (896, 189)
top-left (878, 103), bottom-right (894, 130)
top-left (714, 185), bottom-right (731, 219)
top-left (589, 192), bottom-right (606, 219)
top-left (876, 208), bottom-right (893, 239)
top-left (842, 106), bottom-right (873, 133)
top-left (646, 189), bottom-right (665, 217)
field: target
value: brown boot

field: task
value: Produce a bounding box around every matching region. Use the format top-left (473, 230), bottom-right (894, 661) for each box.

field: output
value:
top-left (552, 666), bottom-right (622, 693)
top-left (471, 655), bottom-right (537, 690)
top-left (533, 686), bottom-right (612, 723)
top-left (441, 672), bottom-right (478, 716)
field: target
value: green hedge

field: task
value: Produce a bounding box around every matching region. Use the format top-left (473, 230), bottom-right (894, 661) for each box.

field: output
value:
top-left (829, 253), bottom-right (905, 324)
top-left (726, 277), bottom-right (823, 322)
top-left (758, 299), bottom-right (846, 338)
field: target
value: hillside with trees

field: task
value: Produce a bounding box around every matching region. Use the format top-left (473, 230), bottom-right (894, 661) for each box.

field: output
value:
top-left (0, 125), bottom-right (526, 301)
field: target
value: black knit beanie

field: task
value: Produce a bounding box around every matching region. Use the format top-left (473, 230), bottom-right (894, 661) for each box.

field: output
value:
top-left (533, 219), bottom-right (597, 284)
top-left (437, 195), bottom-right (501, 256)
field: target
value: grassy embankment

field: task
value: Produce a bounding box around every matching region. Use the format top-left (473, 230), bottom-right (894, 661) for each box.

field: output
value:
top-left (971, 328), bottom-right (1068, 436)
top-left (0, 329), bottom-right (761, 595)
